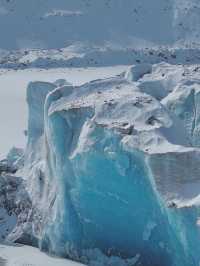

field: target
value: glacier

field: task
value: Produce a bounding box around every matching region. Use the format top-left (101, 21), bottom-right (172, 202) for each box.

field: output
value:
top-left (1, 1), bottom-right (200, 266)
top-left (8, 62), bottom-right (200, 266)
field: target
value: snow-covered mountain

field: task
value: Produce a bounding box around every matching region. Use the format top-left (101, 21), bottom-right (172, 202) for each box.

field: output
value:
top-left (0, 0), bottom-right (200, 50)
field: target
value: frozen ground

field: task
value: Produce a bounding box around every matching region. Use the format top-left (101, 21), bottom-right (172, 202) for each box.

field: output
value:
top-left (0, 66), bottom-right (127, 158)
top-left (0, 244), bottom-right (85, 266)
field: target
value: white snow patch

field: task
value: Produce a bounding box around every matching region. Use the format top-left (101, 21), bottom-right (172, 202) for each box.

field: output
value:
top-left (44, 9), bottom-right (83, 18)
top-left (0, 244), bottom-right (85, 266)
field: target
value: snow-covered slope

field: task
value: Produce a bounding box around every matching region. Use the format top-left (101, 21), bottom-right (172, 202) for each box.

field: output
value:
top-left (1, 47), bottom-right (200, 70)
top-left (0, 0), bottom-right (200, 50)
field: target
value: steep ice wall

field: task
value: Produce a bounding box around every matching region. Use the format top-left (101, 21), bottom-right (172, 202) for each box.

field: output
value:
top-left (19, 65), bottom-right (200, 266)
top-left (20, 81), bottom-right (57, 213)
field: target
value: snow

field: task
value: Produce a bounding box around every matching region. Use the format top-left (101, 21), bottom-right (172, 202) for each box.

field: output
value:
top-left (0, 244), bottom-right (85, 266)
top-left (43, 10), bottom-right (83, 18)
top-left (125, 64), bottom-right (152, 82)
top-left (2, 46), bottom-right (200, 70)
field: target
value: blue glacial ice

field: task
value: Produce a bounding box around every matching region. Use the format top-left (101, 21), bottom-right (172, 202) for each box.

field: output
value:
top-left (19, 64), bottom-right (200, 266)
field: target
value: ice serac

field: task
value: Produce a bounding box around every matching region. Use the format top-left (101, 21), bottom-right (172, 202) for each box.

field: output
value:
top-left (21, 65), bottom-right (200, 265)
top-left (24, 81), bottom-right (56, 203)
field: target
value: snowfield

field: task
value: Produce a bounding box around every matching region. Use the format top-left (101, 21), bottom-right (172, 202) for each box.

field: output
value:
top-left (0, 244), bottom-right (85, 266)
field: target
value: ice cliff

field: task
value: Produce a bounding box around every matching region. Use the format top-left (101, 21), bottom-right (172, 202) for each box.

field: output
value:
top-left (7, 62), bottom-right (199, 266)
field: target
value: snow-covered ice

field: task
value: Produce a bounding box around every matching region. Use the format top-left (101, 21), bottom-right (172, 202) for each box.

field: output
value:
top-left (7, 62), bottom-right (198, 266)
top-left (0, 66), bottom-right (127, 158)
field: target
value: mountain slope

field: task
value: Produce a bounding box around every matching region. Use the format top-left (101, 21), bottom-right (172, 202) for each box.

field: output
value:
top-left (0, 0), bottom-right (199, 50)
